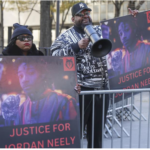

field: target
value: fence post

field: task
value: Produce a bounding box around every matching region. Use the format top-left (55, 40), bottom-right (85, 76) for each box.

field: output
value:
top-left (92, 94), bottom-right (95, 148)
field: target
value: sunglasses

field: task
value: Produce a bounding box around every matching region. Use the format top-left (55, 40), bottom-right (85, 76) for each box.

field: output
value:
top-left (17, 35), bottom-right (33, 41)
top-left (75, 11), bottom-right (90, 17)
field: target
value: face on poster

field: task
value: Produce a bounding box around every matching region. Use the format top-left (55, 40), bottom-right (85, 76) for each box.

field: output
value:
top-left (101, 10), bottom-right (150, 100)
top-left (0, 56), bottom-right (80, 148)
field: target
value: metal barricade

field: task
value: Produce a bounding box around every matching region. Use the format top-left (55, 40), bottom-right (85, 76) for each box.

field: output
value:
top-left (39, 47), bottom-right (51, 56)
top-left (80, 88), bottom-right (150, 148)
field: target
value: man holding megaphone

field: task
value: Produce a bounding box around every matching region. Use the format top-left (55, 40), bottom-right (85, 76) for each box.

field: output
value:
top-left (50, 2), bottom-right (137, 148)
top-left (51, 2), bottom-right (109, 148)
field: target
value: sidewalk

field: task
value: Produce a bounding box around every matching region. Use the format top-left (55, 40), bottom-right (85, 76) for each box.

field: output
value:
top-left (83, 92), bottom-right (150, 148)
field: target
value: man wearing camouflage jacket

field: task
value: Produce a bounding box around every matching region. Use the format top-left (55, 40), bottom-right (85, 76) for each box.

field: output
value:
top-left (50, 2), bottom-right (109, 148)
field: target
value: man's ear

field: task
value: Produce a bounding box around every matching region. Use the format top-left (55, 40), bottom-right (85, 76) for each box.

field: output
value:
top-left (71, 17), bottom-right (75, 23)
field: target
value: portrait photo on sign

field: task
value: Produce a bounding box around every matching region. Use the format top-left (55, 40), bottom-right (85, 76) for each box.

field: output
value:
top-left (0, 56), bottom-right (79, 127)
top-left (101, 10), bottom-right (150, 101)
top-left (101, 11), bottom-right (150, 79)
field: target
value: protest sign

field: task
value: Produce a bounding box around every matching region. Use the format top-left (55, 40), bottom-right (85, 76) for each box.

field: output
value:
top-left (101, 10), bottom-right (150, 102)
top-left (0, 56), bottom-right (80, 148)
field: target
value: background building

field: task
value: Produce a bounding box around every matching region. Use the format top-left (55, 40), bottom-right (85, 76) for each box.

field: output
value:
top-left (1, 0), bottom-right (150, 54)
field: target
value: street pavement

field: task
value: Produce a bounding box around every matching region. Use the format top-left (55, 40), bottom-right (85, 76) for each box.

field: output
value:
top-left (82, 92), bottom-right (150, 148)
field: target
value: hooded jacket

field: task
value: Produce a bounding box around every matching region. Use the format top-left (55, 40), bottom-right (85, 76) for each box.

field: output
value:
top-left (2, 43), bottom-right (44, 56)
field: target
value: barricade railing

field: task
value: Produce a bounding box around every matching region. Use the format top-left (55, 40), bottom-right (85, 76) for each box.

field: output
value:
top-left (80, 88), bottom-right (150, 148)
top-left (39, 47), bottom-right (51, 56)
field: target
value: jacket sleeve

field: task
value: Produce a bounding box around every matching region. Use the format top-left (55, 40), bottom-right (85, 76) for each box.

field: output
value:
top-left (60, 97), bottom-right (77, 120)
top-left (94, 25), bottom-right (103, 39)
top-left (50, 31), bottom-right (80, 56)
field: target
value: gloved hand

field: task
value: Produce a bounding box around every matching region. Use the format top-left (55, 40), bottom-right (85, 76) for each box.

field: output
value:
top-left (1, 95), bottom-right (20, 120)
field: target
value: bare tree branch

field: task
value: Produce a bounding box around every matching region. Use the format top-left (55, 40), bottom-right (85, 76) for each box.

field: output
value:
top-left (32, 8), bottom-right (40, 14)
top-left (127, 1), bottom-right (145, 11)
top-left (24, 0), bottom-right (38, 25)
top-left (120, 1), bottom-right (124, 6)
top-left (16, 0), bottom-right (20, 23)
top-left (112, 1), bottom-right (116, 7)
top-left (60, 7), bottom-right (70, 33)
top-left (135, 1), bottom-right (145, 10)
top-left (112, 0), bottom-right (124, 17)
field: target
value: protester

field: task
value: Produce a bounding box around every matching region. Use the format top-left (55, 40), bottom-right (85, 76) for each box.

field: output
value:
top-left (1, 57), bottom-right (77, 126)
top-left (2, 23), bottom-right (43, 56)
top-left (50, 2), bottom-right (110, 148)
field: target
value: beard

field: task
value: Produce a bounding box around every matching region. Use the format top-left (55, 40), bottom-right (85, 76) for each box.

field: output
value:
top-left (74, 18), bottom-right (90, 29)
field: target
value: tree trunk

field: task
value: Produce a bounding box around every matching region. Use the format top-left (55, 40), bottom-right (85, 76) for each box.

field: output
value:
top-left (49, 1), bottom-right (54, 47)
top-left (113, 1), bottom-right (124, 17)
top-left (127, 1), bottom-right (145, 11)
top-left (127, 1), bottom-right (136, 10)
top-left (135, 1), bottom-right (145, 10)
top-left (40, 1), bottom-right (51, 55)
top-left (115, 4), bottom-right (120, 17)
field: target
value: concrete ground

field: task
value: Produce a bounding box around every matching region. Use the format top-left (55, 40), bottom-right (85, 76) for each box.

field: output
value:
top-left (82, 92), bottom-right (150, 148)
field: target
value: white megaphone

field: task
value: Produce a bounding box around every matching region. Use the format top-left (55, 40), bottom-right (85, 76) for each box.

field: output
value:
top-left (84, 25), bottom-right (112, 57)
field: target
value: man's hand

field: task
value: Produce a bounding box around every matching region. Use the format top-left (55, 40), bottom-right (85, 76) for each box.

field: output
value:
top-left (78, 38), bottom-right (90, 49)
top-left (74, 84), bottom-right (81, 94)
top-left (2, 95), bottom-right (20, 120)
top-left (128, 8), bottom-right (138, 17)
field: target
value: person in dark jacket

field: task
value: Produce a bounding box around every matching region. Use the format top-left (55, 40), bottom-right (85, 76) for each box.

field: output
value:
top-left (2, 23), bottom-right (43, 56)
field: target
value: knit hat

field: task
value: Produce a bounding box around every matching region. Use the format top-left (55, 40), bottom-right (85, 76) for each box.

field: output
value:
top-left (11, 23), bottom-right (32, 40)
top-left (71, 2), bottom-right (91, 17)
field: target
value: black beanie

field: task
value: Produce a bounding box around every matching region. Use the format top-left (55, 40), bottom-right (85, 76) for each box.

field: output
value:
top-left (11, 23), bottom-right (32, 40)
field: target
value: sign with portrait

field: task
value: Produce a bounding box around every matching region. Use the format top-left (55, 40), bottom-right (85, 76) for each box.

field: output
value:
top-left (0, 56), bottom-right (80, 148)
top-left (101, 10), bottom-right (150, 102)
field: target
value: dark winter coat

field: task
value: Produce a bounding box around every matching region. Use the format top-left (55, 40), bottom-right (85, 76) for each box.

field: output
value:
top-left (2, 43), bottom-right (44, 56)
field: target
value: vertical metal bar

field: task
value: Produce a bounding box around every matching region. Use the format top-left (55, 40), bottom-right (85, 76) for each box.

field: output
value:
top-left (130, 92), bottom-right (133, 148)
top-left (138, 92), bottom-right (142, 148)
top-left (147, 92), bottom-right (150, 148)
top-left (102, 94), bottom-right (105, 148)
top-left (121, 93), bottom-right (124, 148)
top-left (92, 94), bottom-right (95, 148)
top-left (56, 0), bottom-right (60, 37)
top-left (81, 95), bottom-right (84, 148)
top-left (111, 93), bottom-right (115, 148)
top-left (8, 27), bottom-right (12, 44)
